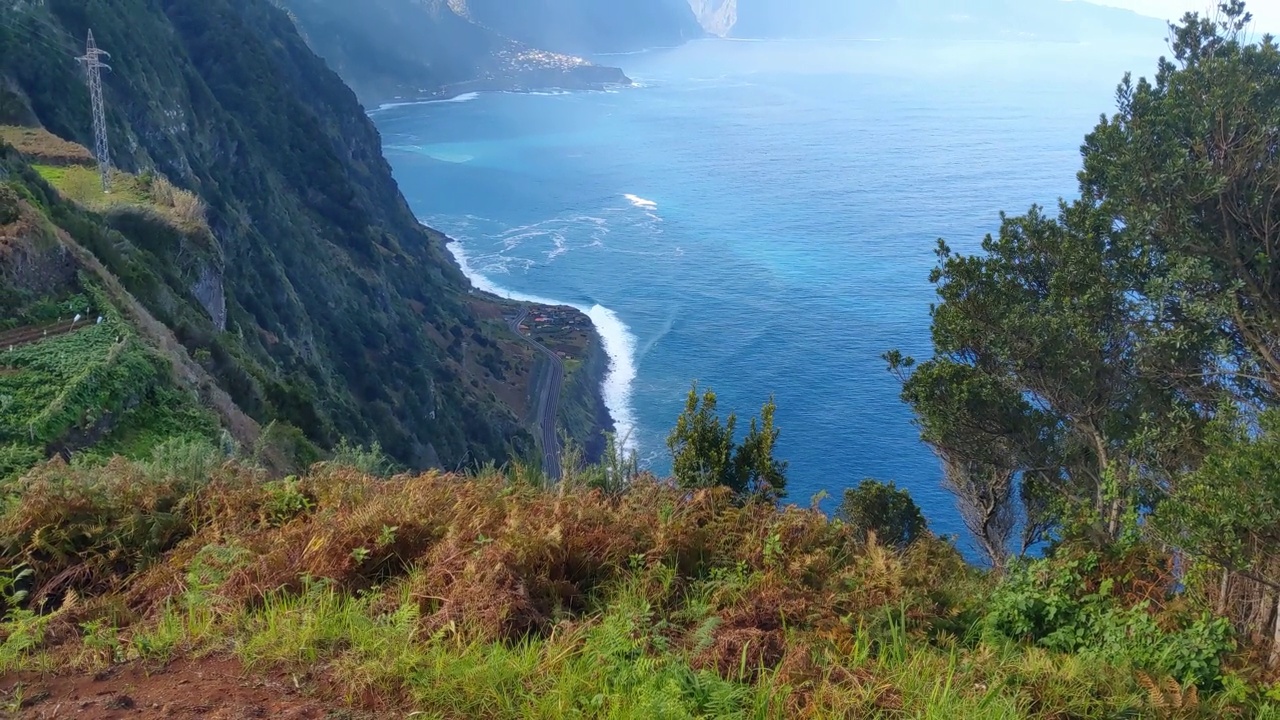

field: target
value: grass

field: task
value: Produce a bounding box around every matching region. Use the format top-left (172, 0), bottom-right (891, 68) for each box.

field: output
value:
top-left (4, 127), bottom-right (194, 227)
top-left (33, 164), bottom-right (148, 208)
top-left (32, 163), bottom-right (207, 232)
top-left (0, 455), bottom-right (1271, 718)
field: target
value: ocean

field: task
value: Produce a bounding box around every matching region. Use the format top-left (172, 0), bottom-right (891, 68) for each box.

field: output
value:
top-left (373, 36), bottom-right (1165, 544)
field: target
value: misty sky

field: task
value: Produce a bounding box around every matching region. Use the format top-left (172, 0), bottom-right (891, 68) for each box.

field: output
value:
top-left (1096, 0), bottom-right (1279, 31)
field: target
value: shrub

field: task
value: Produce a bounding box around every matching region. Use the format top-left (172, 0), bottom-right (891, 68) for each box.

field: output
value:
top-left (985, 551), bottom-right (1235, 690)
top-left (263, 475), bottom-right (314, 526)
top-left (327, 438), bottom-right (393, 477)
top-left (0, 184), bottom-right (19, 224)
top-left (0, 443), bottom-right (43, 485)
top-left (837, 479), bottom-right (927, 549)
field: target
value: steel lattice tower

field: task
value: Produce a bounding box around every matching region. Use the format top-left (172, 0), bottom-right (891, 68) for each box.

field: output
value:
top-left (78, 30), bottom-right (112, 193)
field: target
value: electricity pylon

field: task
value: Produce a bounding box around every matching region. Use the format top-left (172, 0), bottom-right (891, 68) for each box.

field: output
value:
top-left (78, 30), bottom-right (112, 193)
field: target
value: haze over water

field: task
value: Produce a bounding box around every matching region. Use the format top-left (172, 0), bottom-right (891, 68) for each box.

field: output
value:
top-left (375, 36), bottom-right (1164, 543)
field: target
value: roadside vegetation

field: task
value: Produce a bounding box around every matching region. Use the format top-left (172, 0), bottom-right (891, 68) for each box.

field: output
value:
top-left (0, 440), bottom-right (1266, 718)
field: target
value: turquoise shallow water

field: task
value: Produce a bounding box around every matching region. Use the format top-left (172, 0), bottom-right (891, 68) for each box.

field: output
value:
top-left (374, 37), bottom-right (1163, 544)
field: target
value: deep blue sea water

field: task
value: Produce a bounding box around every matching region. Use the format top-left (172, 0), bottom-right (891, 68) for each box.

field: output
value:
top-left (373, 37), bottom-right (1164, 545)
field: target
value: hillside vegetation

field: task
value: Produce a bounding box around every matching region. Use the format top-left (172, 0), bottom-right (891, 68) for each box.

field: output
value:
top-left (0, 448), bottom-right (1263, 718)
top-left (0, 0), bottom-right (554, 473)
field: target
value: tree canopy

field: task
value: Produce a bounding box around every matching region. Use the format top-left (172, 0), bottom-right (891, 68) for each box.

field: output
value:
top-left (891, 0), bottom-right (1280, 658)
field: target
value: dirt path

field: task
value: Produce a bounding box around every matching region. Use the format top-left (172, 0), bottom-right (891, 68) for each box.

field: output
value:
top-left (0, 318), bottom-right (86, 351)
top-left (1, 657), bottom-right (386, 720)
top-left (509, 308), bottom-right (564, 480)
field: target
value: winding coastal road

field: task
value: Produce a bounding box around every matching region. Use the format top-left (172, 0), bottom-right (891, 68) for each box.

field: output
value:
top-left (509, 308), bottom-right (564, 480)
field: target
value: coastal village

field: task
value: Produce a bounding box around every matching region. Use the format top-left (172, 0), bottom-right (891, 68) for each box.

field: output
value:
top-left (516, 304), bottom-right (593, 364)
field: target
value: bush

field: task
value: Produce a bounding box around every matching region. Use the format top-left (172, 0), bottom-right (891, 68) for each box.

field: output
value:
top-left (985, 551), bottom-right (1235, 690)
top-left (327, 438), bottom-right (393, 477)
top-left (0, 451), bottom-right (244, 606)
top-left (143, 436), bottom-right (227, 485)
top-left (837, 479), bottom-right (927, 548)
top-left (263, 475), bottom-right (314, 526)
top-left (0, 443), bottom-right (43, 485)
top-left (0, 184), bottom-right (19, 224)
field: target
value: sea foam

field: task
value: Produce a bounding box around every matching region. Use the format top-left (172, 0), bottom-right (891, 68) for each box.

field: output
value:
top-left (447, 239), bottom-right (639, 451)
top-left (623, 194), bottom-right (658, 210)
top-left (373, 92), bottom-right (481, 113)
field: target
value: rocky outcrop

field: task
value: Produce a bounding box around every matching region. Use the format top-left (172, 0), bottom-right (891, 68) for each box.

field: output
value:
top-left (191, 265), bottom-right (227, 332)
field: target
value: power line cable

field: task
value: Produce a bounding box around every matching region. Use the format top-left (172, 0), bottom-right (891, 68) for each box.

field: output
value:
top-left (0, 16), bottom-right (76, 59)
top-left (10, 10), bottom-right (76, 43)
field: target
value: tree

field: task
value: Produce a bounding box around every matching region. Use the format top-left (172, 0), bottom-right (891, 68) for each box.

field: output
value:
top-left (1080, 1), bottom-right (1280, 402)
top-left (667, 384), bottom-right (788, 501)
top-left (887, 355), bottom-right (1048, 569)
top-left (667, 384), bottom-right (736, 490)
top-left (895, 200), bottom-right (1201, 545)
top-left (837, 479), bottom-right (927, 549)
top-left (732, 395), bottom-right (788, 501)
top-left (1072, 1), bottom-right (1280, 659)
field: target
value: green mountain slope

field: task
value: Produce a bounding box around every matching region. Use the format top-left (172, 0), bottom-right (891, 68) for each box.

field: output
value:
top-left (0, 0), bottom-right (545, 470)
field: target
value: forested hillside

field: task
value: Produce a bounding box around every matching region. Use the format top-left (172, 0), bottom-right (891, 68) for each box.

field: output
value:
top-left (0, 0), bottom-right (543, 472)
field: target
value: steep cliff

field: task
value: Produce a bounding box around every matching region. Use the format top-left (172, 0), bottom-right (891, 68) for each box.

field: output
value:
top-left (457, 0), bottom-right (704, 55)
top-left (278, 0), bottom-right (631, 106)
top-left (0, 0), bottom-right (546, 470)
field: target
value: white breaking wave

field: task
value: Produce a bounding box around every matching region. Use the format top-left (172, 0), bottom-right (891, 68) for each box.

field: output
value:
top-left (623, 194), bottom-right (658, 210)
top-left (425, 151), bottom-right (475, 164)
top-left (372, 92), bottom-right (481, 113)
top-left (446, 239), bottom-right (640, 452)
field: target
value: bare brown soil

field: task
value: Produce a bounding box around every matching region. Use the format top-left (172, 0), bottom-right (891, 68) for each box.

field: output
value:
top-left (0, 320), bottom-right (84, 351)
top-left (0, 126), bottom-right (96, 167)
top-left (1, 657), bottom-right (383, 720)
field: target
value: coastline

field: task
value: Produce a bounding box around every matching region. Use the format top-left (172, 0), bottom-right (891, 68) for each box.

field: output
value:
top-left (445, 238), bottom-right (638, 456)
